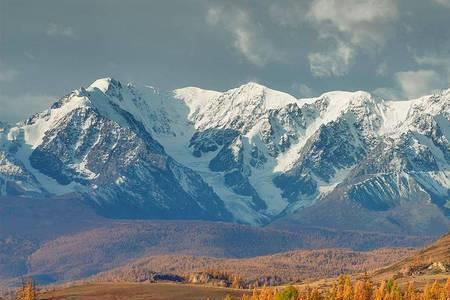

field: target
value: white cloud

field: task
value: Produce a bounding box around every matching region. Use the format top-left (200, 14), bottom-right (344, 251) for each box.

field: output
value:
top-left (207, 6), bottom-right (279, 66)
top-left (308, 0), bottom-right (398, 47)
top-left (297, 83), bottom-right (316, 97)
top-left (308, 41), bottom-right (353, 77)
top-left (305, 0), bottom-right (398, 77)
top-left (269, 2), bottom-right (307, 28)
top-left (372, 87), bottom-right (401, 100)
top-left (415, 53), bottom-right (450, 84)
top-left (0, 94), bottom-right (55, 122)
top-left (434, 0), bottom-right (450, 8)
top-left (0, 68), bottom-right (19, 82)
top-left (395, 69), bottom-right (444, 99)
top-left (374, 64), bottom-right (448, 100)
top-left (46, 23), bottom-right (75, 38)
top-left (415, 54), bottom-right (450, 68)
top-left (291, 82), bottom-right (316, 97)
top-left (376, 62), bottom-right (388, 76)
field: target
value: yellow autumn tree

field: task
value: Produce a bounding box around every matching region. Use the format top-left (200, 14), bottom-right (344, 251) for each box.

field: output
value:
top-left (444, 278), bottom-right (450, 299)
top-left (232, 275), bottom-right (243, 289)
top-left (15, 277), bottom-right (37, 300)
top-left (251, 288), bottom-right (259, 300)
top-left (309, 287), bottom-right (323, 300)
top-left (342, 276), bottom-right (353, 300)
top-left (259, 285), bottom-right (276, 300)
top-left (404, 282), bottom-right (417, 300)
top-left (374, 280), bottom-right (386, 300)
top-left (231, 274), bottom-right (450, 300)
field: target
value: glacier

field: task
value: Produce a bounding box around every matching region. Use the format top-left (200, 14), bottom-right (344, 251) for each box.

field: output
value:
top-left (0, 77), bottom-right (449, 232)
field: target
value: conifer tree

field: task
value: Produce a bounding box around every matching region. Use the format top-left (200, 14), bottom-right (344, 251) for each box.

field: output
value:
top-left (275, 285), bottom-right (298, 300)
top-left (230, 275), bottom-right (449, 300)
top-left (15, 276), bottom-right (37, 300)
top-left (342, 276), bottom-right (353, 300)
top-left (404, 282), bottom-right (417, 300)
top-left (374, 280), bottom-right (386, 300)
top-left (232, 275), bottom-right (243, 289)
top-left (444, 278), bottom-right (450, 299)
top-left (251, 288), bottom-right (259, 300)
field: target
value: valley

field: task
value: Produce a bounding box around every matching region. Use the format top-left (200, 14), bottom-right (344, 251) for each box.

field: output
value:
top-left (0, 78), bottom-right (449, 297)
top-left (0, 196), bottom-right (430, 286)
top-left (3, 2), bottom-right (450, 299)
top-left (20, 233), bottom-right (450, 300)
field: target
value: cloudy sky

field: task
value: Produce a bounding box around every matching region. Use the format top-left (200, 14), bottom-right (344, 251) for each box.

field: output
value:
top-left (1, 0), bottom-right (450, 122)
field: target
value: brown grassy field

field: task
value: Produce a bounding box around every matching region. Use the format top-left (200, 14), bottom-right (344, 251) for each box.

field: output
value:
top-left (372, 233), bottom-right (450, 278)
top-left (368, 232), bottom-right (450, 289)
top-left (294, 233), bottom-right (450, 291)
top-left (40, 282), bottom-right (249, 300)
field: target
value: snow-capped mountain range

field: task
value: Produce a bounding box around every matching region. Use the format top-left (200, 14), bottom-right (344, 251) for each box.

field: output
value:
top-left (0, 78), bottom-right (449, 233)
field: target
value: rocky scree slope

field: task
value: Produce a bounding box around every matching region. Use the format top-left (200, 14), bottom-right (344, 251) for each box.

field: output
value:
top-left (0, 78), bottom-right (449, 233)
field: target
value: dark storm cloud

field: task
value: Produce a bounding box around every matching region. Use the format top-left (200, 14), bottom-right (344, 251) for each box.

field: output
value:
top-left (0, 0), bottom-right (450, 122)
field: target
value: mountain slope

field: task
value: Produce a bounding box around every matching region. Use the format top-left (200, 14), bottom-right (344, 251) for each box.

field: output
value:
top-left (165, 86), bottom-right (450, 228)
top-left (26, 222), bottom-right (428, 283)
top-left (371, 232), bottom-right (450, 285)
top-left (91, 248), bottom-right (415, 285)
top-left (0, 79), bottom-right (230, 221)
top-left (0, 77), bottom-right (449, 233)
top-left (0, 195), bottom-right (430, 285)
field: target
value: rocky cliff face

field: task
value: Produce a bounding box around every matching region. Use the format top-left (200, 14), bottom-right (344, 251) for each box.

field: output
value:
top-left (0, 77), bottom-right (449, 234)
top-left (0, 79), bottom-right (231, 221)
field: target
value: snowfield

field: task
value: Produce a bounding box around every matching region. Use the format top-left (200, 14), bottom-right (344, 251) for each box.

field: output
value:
top-left (0, 77), bottom-right (449, 227)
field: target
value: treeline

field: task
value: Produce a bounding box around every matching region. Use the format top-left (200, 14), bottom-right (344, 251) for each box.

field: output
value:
top-left (92, 249), bottom-right (414, 285)
top-left (188, 269), bottom-right (283, 289)
top-left (225, 275), bottom-right (450, 300)
top-left (0, 277), bottom-right (38, 300)
top-left (16, 277), bottom-right (38, 300)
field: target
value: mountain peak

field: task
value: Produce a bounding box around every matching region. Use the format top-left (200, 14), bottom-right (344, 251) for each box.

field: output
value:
top-left (1, 77), bottom-right (450, 231)
top-left (314, 90), bottom-right (380, 118)
top-left (87, 77), bottom-right (123, 94)
top-left (320, 90), bottom-right (374, 102)
top-left (227, 82), bottom-right (298, 110)
top-left (237, 81), bottom-right (267, 91)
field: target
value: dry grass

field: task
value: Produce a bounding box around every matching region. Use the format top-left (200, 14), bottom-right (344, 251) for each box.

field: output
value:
top-left (40, 282), bottom-right (249, 300)
top-left (372, 232), bottom-right (450, 280)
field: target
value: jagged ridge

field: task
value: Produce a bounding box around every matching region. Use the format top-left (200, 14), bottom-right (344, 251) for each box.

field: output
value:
top-left (0, 77), bottom-right (449, 233)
